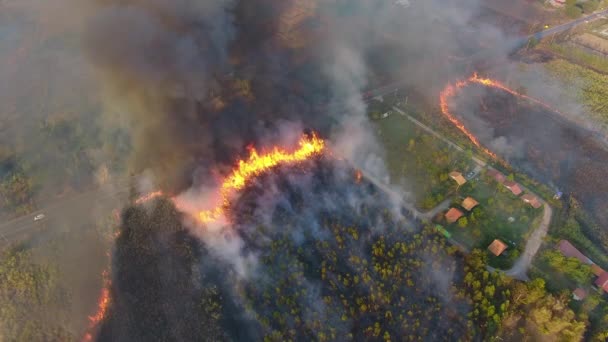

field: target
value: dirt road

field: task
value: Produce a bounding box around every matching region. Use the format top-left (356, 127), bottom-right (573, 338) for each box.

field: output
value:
top-left (505, 201), bottom-right (553, 281)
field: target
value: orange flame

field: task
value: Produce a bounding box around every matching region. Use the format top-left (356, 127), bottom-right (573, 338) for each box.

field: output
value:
top-left (355, 169), bottom-right (363, 184)
top-left (134, 190), bottom-right (164, 205)
top-left (80, 134), bottom-right (325, 339)
top-left (81, 270), bottom-right (112, 342)
top-left (198, 133), bottom-right (325, 223)
top-left (439, 73), bottom-right (563, 160)
top-left (131, 133), bottom-right (325, 224)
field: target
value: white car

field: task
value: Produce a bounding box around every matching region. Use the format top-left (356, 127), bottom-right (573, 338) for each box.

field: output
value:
top-left (34, 214), bottom-right (45, 221)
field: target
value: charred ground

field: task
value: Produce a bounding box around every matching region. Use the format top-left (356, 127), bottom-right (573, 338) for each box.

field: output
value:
top-left (452, 85), bottom-right (608, 240)
top-left (97, 158), bottom-right (472, 341)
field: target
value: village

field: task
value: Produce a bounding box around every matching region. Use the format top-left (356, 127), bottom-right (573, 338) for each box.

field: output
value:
top-left (368, 93), bottom-right (608, 304)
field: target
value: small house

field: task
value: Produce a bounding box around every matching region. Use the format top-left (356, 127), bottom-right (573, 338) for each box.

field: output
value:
top-left (445, 208), bottom-right (464, 224)
top-left (557, 240), bottom-right (592, 265)
top-left (573, 288), bottom-right (588, 301)
top-left (503, 181), bottom-right (522, 196)
top-left (592, 264), bottom-right (606, 277)
top-left (461, 197), bottom-right (479, 211)
top-left (487, 169), bottom-right (506, 183)
top-left (521, 194), bottom-right (542, 209)
top-left (449, 171), bottom-right (467, 186)
top-left (595, 272), bottom-right (608, 292)
top-left (488, 239), bottom-right (508, 256)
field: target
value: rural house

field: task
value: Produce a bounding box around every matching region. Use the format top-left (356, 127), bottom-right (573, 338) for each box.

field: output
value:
top-left (488, 239), bottom-right (508, 256)
top-left (445, 208), bottom-right (464, 224)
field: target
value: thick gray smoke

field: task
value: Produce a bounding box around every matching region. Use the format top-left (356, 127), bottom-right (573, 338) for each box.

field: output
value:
top-left (81, 0), bottom-right (494, 301)
top-left (5, 0), bottom-right (606, 339)
top-left (83, 0), bottom-right (237, 188)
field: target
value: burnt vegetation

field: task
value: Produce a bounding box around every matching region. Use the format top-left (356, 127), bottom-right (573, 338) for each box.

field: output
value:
top-left (96, 160), bottom-right (475, 341)
top-left (96, 199), bottom-right (235, 342)
top-left (453, 85), bottom-right (608, 244)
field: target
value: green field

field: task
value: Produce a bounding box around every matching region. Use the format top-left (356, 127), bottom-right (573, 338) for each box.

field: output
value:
top-left (370, 102), bottom-right (542, 268)
top-left (371, 104), bottom-right (475, 210)
top-left (543, 58), bottom-right (608, 127)
top-left (447, 173), bottom-right (542, 268)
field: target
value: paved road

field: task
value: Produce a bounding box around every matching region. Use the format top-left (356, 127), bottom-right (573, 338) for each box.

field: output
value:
top-left (469, 9), bottom-right (608, 64)
top-left (0, 179), bottom-right (130, 247)
top-left (0, 80), bottom-right (412, 248)
top-left (532, 9), bottom-right (608, 41)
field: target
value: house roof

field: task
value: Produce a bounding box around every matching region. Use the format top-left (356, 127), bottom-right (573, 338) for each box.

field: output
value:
top-left (449, 171), bottom-right (467, 186)
top-left (592, 264), bottom-right (606, 277)
top-left (573, 288), bottom-right (588, 301)
top-left (461, 197), bottom-right (479, 211)
top-left (521, 194), bottom-right (542, 209)
top-left (488, 239), bottom-right (508, 256)
top-left (557, 240), bottom-right (592, 264)
top-left (503, 181), bottom-right (522, 196)
top-left (487, 169), bottom-right (506, 183)
top-left (595, 272), bottom-right (608, 291)
top-left (445, 208), bottom-right (464, 224)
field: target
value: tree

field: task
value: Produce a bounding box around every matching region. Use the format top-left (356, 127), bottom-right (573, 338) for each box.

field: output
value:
top-left (0, 171), bottom-right (33, 214)
top-left (582, 0), bottom-right (599, 13)
top-left (565, 1), bottom-right (583, 18)
top-left (541, 250), bottom-right (593, 284)
top-left (527, 37), bottom-right (539, 49)
top-left (0, 247), bottom-right (74, 341)
top-left (458, 217), bottom-right (468, 228)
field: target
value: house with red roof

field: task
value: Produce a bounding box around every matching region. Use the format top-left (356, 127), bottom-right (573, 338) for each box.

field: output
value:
top-left (449, 171), bottom-right (467, 186)
top-left (521, 194), bottom-right (542, 209)
top-left (445, 208), bottom-right (464, 224)
top-left (557, 240), bottom-right (592, 264)
top-left (592, 264), bottom-right (606, 277)
top-left (461, 197), bottom-right (479, 211)
top-left (573, 288), bottom-right (588, 301)
top-left (487, 169), bottom-right (506, 183)
top-left (503, 181), bottom-right (522, 196)
top-left (595, 272), bottom-right (608, 292)
top-left (488, 239), bottom-right (508, 256)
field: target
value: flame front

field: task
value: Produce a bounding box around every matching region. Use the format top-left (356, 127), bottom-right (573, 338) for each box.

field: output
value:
top-left (81, 270), bottom-right (112, 342)
top-left (81, 133), bottom-right (325, 338)
top-left (198, 133), bottom-right (325, 223)
top-left (354, 169), bottom-right (362, 184)
top-left (129, 133), bottom-right (325, 224)
top-left (134, 190), bottom-right (163, 205)
top-left (439, 73), bottom-right (562, 160)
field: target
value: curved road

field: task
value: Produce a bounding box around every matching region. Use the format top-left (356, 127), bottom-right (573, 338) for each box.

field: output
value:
top-left (390, 106), bottom-right (554, 281)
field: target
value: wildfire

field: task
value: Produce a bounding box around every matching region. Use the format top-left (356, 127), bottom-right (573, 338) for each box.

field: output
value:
top-left (198, 133), bottom-right (325, 223)
top-left (129, 133), bottom-right (325, 224)
top-left (439, 73), bottom-right (562, 159)
top-left (81, 270), bottom-right (112, 342)
top-left (134, 190), bottom-right (164, 205)
top-left (355, 169), bottom-right (363, 184)
top-left (79, 133), bottom-right (325, 339)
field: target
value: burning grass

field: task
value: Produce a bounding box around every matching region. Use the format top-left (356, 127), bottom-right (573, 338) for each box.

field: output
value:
top-left (198, 132), bottom-right (325, 223)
